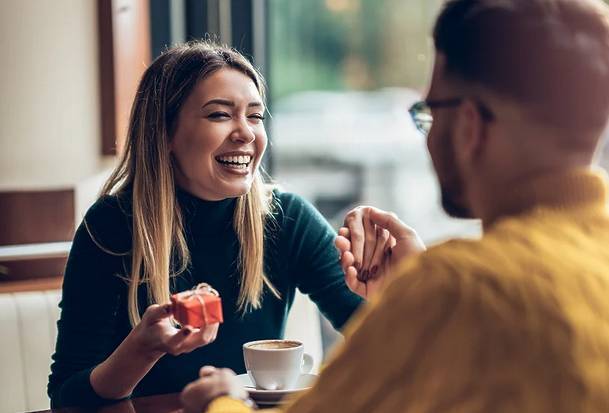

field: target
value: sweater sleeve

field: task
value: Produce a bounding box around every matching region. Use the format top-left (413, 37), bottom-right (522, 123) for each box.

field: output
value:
top-left (48, 196), bottom-right (132, 407)
top-left (275, 192), bottom-right (363, 330)
top-left (207, 397), bottom-right (281, 413)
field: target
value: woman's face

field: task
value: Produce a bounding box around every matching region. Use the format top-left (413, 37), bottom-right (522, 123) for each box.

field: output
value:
top-left (170, 68), bottom-right (267, 200)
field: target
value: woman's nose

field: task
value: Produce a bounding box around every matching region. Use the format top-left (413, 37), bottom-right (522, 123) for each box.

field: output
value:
top-left (229, 118), bottom-right (256, 144)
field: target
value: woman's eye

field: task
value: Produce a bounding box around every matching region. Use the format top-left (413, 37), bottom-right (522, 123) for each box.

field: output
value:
top-left (248, 114), bottom-right (266, 121)
top-left (208, 112), bottom-right (230, 120)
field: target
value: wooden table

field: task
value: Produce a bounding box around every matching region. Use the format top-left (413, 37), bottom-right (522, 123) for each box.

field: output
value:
top-left (32, 393), bottom-right (182, 413)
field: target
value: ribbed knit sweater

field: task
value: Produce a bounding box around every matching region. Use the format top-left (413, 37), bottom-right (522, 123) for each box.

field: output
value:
top-left (48, 189), bottom-right (362, 408)
top-left (211, 168), bottom-right (609, 413)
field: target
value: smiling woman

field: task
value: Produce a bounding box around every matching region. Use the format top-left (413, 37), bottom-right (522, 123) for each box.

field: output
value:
top-left (47, 41), bottom-right (363, 408)
top-left (170, 69), bottom-right (267, 202)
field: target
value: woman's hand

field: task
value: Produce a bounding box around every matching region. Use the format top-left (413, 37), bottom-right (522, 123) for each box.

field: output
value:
top-left (90, 304), bottom-right (220, 400)
top-left (132, 304), bottom-right (220, 360)
top-left (181, 366), bottom-right (249, 413)
top-left (336, 206), bottom-right (425, 299)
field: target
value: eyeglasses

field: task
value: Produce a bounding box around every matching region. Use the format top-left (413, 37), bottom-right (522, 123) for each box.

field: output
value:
top-left (408, 98), bottom-right (494, 135)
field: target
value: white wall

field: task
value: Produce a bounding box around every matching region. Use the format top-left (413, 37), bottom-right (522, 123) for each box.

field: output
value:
top-left (0, 0), bottom-right (109, 191)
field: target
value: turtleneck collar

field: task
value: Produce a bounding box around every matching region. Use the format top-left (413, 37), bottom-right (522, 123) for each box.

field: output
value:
top-left (175, 187), bottom-right (237, 234)
top-left (483, 167), bottom-right (608, 229)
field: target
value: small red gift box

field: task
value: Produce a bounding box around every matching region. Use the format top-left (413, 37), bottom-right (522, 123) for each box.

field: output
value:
top-left (171, 283), bottom-right (224, 328)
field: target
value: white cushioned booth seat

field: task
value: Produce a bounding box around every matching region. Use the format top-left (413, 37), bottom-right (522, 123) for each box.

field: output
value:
top-left (0, 289), bottom-right (322, 413)
top-left (0, 290), bottom-right (61, 413)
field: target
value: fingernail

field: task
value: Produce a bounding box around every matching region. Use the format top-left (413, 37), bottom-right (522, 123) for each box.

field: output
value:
top-left (370, 266), bottom-right (378, 277)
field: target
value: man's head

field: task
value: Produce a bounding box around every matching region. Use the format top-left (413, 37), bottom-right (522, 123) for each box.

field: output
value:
top-left (425, 0), bottom-right (609, 218)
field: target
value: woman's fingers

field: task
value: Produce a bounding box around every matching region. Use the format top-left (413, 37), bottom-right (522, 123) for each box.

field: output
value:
top-left (201, 323), bottom-right (219, 344)
top-left (138, 304), bottom-right (221, 357)
top-left (199, 365), bottom-right (217, 377)
top-left (174, 323), bottom-right (220, 354)
top-left (336, 235), bottom-right (358, 275)
top-left (338, 227), bottom-right (350, 238)
top-left (335, 234), bottom-right (351, 257)
top-left (344, 266), bottom-right (363, 293)
top-left (141, 303), bottom-right (172, 325)
top-left (340, 249), bottom-right (356, 274)
top-left (367, 227), bottom-right (390, 281)
top-left (343, 208), bottom-right (366, 269)
top-left (360, 209), bottom-right (378, 277)
top-left (165, 326), bottom-right (193, 355)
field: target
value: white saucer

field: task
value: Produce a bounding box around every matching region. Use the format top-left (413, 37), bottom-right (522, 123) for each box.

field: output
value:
top-left (236, 373), bottom-right (317, 406)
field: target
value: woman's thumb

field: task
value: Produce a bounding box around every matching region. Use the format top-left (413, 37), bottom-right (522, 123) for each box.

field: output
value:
top-left (142, 303), bottom-right (173, 324)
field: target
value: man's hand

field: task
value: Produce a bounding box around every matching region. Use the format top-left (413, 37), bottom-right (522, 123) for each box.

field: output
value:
top-left (181, 366), bottom-right (250, 413)
top-left (336, 206), bottom-right (425, 299)
top-left (181, 366), bottom-right (249, 412)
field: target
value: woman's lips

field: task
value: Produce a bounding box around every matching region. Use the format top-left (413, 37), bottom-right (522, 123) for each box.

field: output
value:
top-left (215, 157), bottom-right (252, 176)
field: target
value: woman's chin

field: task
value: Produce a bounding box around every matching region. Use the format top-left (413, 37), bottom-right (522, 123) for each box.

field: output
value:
top-left (219, 182), bottom-right (253, 199)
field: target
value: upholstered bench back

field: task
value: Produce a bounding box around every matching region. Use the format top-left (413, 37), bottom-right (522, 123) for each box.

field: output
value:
top-left (0, 290), bottom-right (61, 413)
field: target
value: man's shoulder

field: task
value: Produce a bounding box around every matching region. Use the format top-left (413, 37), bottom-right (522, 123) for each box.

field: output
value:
top-left (386, 233), bottom-right (527, 302)
top-left (414, 237), bottom-right (499, 274)
top-left (415, 214), bottom-right (559, 276)
top-left (385, 211), bottom-right (607, 313)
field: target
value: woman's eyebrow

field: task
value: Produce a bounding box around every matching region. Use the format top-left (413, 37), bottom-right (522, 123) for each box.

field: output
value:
top-left (201, 99), bottom-right (264, 108)
top-left (202, 98), bottom-right (234, 108)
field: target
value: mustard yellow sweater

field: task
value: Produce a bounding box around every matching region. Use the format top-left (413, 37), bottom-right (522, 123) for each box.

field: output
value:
top-left (209, 169), bottom-right (609, 413)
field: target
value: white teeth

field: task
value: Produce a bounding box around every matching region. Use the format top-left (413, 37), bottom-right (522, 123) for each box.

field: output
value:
top-left (217, 155), bottom-right (252, 165)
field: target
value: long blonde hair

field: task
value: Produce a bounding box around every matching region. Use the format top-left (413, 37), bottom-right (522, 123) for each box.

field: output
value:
top-left (97, 41), bottom-right (278, 326)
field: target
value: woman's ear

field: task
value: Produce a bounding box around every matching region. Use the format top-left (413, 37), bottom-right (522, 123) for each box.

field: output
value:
top-left (453, 98), bottom-right (487, 163)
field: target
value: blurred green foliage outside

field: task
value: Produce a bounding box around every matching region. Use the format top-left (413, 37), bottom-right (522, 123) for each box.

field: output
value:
top-left (269, 0), bottom-right (445, 100)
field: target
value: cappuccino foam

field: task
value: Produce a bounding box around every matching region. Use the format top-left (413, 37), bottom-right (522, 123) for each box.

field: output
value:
top-left (247, 340), bottom-right (300, 350)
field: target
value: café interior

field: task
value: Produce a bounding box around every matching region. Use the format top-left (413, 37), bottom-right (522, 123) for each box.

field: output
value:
top-left (4, 0), bottom-right (607, 412)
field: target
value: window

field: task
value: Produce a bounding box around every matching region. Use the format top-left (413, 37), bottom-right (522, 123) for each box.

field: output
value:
top-left (268, 0), bottom-right (481, 243)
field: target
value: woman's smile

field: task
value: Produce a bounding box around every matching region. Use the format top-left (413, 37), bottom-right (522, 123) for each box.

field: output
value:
top-left (215, 152), bottom-right (254, 175)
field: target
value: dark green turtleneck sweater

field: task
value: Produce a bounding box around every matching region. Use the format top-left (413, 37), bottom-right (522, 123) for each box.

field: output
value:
top-left (48, 189), bottom-right (362, 408)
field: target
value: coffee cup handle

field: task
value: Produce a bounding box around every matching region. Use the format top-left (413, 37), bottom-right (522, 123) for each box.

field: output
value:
top-left (301, 352), bottom-right (314, 374)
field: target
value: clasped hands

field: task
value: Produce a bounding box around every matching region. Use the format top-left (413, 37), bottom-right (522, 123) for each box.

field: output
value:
top-left (337, 206), bottom-right (425, 299)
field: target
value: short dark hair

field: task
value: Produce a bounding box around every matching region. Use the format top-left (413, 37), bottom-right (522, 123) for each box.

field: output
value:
top-left (434, 0), bottom-right (609, 133)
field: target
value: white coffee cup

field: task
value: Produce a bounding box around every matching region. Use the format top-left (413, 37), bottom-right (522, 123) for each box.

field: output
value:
top-left (243, 339), bottom-right (314, 390)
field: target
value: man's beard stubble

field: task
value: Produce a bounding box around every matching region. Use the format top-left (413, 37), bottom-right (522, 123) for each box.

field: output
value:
top-left (441, 186), bottom-right (473, 218)
top-left (435, 129), bottom-right (474, 219)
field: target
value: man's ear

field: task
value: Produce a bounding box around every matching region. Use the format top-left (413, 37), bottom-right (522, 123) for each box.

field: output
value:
top-left (453, 99), bottom-right (487, 163)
